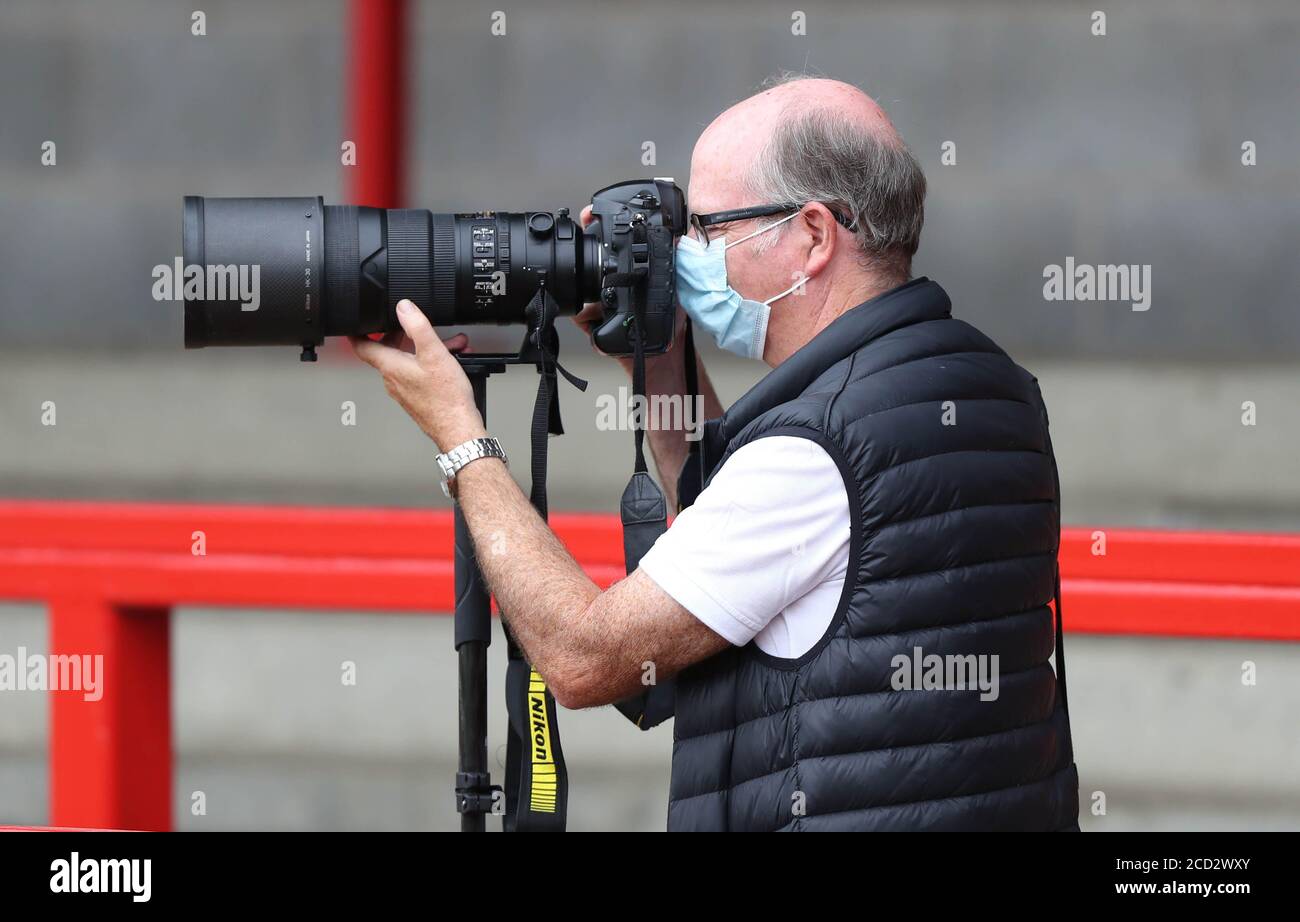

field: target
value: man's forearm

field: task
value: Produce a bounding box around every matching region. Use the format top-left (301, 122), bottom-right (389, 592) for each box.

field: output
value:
top-left (450, 453), bottom-right (728, 709)
top-left (452, 456), bottom-right (600, 693)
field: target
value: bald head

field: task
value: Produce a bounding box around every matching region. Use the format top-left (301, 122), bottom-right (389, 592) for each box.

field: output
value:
top-left (691, 77), bottom-right (903, 215)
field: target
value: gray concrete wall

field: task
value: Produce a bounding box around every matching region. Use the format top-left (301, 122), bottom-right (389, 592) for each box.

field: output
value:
top-left (3, 350), bottom-right (1300, 530)
top-left (0, 0), bottom-right (1297, 357)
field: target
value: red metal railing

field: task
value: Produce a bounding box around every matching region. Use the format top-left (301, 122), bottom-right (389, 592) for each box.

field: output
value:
top-left (1, 499), bottom-right (1298, 830)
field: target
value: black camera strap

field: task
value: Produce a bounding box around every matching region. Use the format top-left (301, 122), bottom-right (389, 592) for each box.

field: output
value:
top-left (500, 282), bottom-right (585, 833)
top-left (677, 317), bottom-right (704, 511)
top-left (607, 245), bottom-right (676, 729)
top-left (618, 296), bottom-right (669, 578)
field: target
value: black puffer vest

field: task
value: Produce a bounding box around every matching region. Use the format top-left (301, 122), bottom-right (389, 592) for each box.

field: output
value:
top-left (667, 278), bottom-right (1079, 831)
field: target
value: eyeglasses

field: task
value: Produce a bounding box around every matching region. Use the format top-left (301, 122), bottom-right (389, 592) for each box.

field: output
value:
top-left (688, 202), bottom-right (855, 248)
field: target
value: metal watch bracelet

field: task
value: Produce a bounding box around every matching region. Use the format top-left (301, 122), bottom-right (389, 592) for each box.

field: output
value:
top-left (436, 437), bottom-right (507, 498)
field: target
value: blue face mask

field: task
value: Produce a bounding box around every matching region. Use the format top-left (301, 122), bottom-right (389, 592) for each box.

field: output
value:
top-left (675, 211), bottom-right (805, 360)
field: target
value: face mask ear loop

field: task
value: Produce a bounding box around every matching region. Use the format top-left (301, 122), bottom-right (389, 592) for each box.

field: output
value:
top-left (763, 275), bottom-right (807, 306)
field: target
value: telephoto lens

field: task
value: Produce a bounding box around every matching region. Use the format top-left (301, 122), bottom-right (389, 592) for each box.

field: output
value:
top-left (182, 196), bottom-right (603, 360)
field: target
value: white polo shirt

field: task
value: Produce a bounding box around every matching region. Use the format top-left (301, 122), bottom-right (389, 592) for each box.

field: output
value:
top-left (638, 436), bottom-right (852, 659)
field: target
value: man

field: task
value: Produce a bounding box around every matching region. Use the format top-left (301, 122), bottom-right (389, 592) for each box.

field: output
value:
top-left (352, 75), bottom-right (1079, 831)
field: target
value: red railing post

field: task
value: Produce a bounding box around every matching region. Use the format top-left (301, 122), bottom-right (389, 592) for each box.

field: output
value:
top-left (48, 598), bottom-right (171, 831)
top-left (348, 0), bottom-right (408, 208)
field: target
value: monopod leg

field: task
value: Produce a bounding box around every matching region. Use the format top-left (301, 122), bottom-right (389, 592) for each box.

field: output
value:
top-left (453, 367), bottom-right (494, 831)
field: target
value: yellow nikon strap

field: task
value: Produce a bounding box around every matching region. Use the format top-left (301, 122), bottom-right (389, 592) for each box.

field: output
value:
top-left (501, 283), bottom-right (575, 832)
top-left (504, 641), bottom-right (567, 832)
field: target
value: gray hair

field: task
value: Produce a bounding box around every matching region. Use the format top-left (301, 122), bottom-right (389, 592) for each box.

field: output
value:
top-left (743, 79), bottom-right (927, 283)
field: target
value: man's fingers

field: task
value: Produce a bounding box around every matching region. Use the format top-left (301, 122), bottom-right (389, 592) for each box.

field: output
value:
top-left (572, 213), bottom-right (600, 331)
top-left (395, 299), bottom-right (439, 352)
top-left (574, 301), bottom-right (603, 326)
top-left (443, 332), bottom-right (470, 353)
top-left (349, 335), bottom-right (417, 377)
top-left (349, 335), bottom-right (389, 369)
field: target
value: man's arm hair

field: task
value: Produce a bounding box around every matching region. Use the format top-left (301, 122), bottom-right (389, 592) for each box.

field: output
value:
top-left (453, 456), bottom-right (729, 710)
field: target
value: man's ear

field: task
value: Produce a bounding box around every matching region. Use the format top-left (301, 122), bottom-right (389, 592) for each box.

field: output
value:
top-left (800, 203), bottom-right (839, 279)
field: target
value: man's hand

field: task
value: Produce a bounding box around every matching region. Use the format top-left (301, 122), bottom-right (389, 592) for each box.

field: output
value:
top-left (571, 204), bottom-right (621, 350)
top-left (349, 299), bottom-right (486, 452)
top-left (571, 204), bottom-right (688, 360)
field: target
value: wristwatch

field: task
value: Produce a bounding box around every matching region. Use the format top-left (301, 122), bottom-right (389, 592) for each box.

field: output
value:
top-left (436, 437), bottom-right (507, 498)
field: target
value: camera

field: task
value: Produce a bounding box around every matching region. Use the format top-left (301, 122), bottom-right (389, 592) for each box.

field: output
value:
top-left (181, 178), bottom-right (686, 360)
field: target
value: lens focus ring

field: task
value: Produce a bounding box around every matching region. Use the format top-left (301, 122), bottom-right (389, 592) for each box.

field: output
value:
top-left (323, 206), bottom-right (360, 336)
top-left (431, 214), bottom-right (456, 323)
top-left (386, 209), bottom-right (432, 318)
